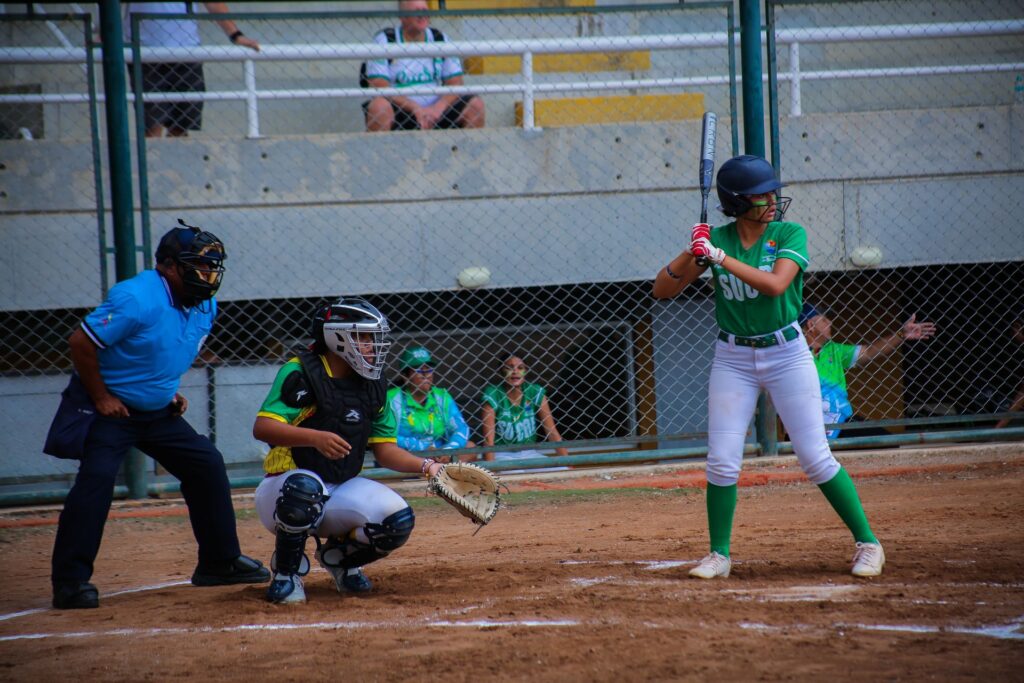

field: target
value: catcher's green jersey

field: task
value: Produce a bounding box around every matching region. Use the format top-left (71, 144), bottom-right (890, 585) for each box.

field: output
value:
top-left (256, 356), bottom-right (397, 475)
top-left (708, 220), bottom-right (809, 336)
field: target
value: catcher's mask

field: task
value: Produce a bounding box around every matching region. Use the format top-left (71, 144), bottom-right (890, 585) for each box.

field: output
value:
top-left (155, 219), bottom-right (226, 307)
top-left (311, 297), bottom-right (392, 380)
top-left (716, 154), bottom-right (791, 222)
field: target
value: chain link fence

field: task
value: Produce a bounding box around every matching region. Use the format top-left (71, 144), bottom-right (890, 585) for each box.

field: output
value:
top-left (1, 1), bottom-right (1022, 502)
top-left (0, 10), bottom-right (109, 496)
top-left (767, 0), bottom-right (1024, 436)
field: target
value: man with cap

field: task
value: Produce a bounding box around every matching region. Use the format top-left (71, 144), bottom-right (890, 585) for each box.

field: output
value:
top-left (799, 302), bottom-right (937, 438)
top-left (385, 345), bottom-right (474, 461)
top-left (47, 220), bottom-right (269, 610)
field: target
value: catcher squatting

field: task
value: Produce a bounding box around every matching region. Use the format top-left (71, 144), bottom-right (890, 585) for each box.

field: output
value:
top-left (252, 298), bottom-right (500, 604)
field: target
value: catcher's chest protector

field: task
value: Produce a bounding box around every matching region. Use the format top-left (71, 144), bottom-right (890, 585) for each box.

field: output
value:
top-left (290, 350), bottom-right (386, 484)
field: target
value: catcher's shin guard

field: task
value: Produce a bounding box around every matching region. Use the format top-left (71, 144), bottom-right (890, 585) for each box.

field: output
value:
top-left (271, 473), bottom-right (326, 576)
top-left (319, 506), bottom-right (415, 570)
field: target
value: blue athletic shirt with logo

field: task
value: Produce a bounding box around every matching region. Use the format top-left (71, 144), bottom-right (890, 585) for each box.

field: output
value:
top-left (81, 269), bottom-right (215, 411)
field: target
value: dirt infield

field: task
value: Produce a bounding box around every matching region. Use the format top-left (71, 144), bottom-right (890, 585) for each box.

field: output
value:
top-left (1, 444), bottom-right (1022, 682)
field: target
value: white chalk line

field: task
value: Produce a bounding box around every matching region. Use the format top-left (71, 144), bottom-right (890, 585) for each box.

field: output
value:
top-left (14, 616), bottom-right (1020, 644)
top-left (0, 580), bottom-right (191, 623)
top-left (3, 563), bottom-right (1022, 643)
top-left (0, 617), bottom-right (581, 643)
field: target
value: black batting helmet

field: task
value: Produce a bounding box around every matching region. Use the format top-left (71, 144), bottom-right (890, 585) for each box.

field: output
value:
top-left (716, 155), bottom-right (786, 218)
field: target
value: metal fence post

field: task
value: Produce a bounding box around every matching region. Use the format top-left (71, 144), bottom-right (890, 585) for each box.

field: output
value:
top-left (99, 0), bottom-right (147, 498)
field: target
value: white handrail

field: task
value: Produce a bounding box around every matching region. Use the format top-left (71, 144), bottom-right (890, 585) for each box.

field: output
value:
top-left (1, 20), bottom-right (1021, 132)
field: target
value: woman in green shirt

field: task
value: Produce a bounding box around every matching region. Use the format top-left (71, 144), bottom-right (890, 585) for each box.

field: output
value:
top-left (653, 155), bottom-right (884, 580)
top-left (480, 354), bottom-right (569, 461)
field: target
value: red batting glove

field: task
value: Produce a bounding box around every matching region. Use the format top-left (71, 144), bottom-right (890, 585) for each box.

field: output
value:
top-left (687, 223), bottom-right (711, 256)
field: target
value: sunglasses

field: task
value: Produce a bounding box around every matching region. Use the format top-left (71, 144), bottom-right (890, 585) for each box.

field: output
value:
top-left (411, 366), bottom-right (434, 375)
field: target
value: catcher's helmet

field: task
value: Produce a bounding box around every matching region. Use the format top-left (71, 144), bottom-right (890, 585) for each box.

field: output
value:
top-left (716, 155), bottom-right (787, 219)
top-left (155, 219), bottom-right (226, 304)
top-left (311, 297), bottom-right (392, 380)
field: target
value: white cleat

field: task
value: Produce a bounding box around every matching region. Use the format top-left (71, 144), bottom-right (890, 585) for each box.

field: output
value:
top-left (266, 573), bottom-right (306, 604)
top-left (689, 551), bottom-right (732, 579)
top-left (851, 542), bottom-right (885, 577)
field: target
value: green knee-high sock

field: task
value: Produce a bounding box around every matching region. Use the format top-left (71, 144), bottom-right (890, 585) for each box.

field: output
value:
top-left (818, 467), bottom-right (878, 544)
top-left (706, 483), bottom-right (737, 556)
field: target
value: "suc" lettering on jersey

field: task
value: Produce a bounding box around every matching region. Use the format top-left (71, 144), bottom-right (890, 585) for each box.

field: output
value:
top-left (718, 273), bottom-right (759, 301)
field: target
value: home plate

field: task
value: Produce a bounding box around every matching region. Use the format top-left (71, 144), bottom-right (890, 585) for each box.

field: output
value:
top-left (723, 584), bottom-right (863, 602)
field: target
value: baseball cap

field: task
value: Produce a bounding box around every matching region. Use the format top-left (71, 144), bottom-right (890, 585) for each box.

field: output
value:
top-left (399, 346), bottom-right (433, 370)
top-left (797, 302), bottom-right (821, 326)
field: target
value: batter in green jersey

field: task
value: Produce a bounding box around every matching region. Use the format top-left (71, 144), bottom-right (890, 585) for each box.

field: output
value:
top-left (709, 221), bottom-right (808, 336)
top-left (653, 154), bottom-right (885, 581)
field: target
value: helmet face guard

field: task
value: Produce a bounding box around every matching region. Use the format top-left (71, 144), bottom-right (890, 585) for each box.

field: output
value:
top-left (156, 220), bottom-right (227, 306)
top-left (177, 230), bottom-right (226, 303)
top-left (313, 297), bottom-right (392, 380)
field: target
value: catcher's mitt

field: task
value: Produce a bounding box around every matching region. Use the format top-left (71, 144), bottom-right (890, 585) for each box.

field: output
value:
top-left (427, 462), bottom-right (503, 527)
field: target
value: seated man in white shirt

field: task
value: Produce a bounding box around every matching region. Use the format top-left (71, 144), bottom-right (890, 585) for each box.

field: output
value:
top-left (363, 0), bottom-right (485, 131)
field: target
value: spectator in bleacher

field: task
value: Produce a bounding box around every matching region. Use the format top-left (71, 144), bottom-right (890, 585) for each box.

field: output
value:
top-left (799, 302), bottom-right (937, 438)
top-left (124, 3), bottom-right (260, 138)
top-left (362, 0), bottom-right (485, 131)
top-left (996, 305), bottom-right (1024, 429)
top-left (481, 353), bottom-right (568, 461)
top-left (387, 345), bottom-right (475, 461)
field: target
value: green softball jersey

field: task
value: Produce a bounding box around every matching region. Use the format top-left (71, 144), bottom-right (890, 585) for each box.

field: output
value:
top-left (256, 355), bottom-right (397, 474)
top-left (481, 383), bottom-right (546, 445)
top-left (708, 220), bottom-right (810, 336)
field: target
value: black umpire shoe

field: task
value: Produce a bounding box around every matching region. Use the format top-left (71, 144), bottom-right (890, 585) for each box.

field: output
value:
top-left (191, 554), bottom-right (270, 586)
top-left (53, 582), bottom-right (99, 609)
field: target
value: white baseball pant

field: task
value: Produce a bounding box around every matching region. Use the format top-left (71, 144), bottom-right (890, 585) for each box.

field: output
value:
top-left (706, 325), bottom-right (840, 487)
top-left (255, 470), bottom-right (409, 542)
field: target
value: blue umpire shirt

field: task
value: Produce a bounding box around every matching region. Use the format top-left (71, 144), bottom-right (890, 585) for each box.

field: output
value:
top-left (81, 270), bottom-right (217, 411)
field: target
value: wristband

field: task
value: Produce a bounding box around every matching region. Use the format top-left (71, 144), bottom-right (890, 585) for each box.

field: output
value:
top-left (665, 264), bottom-right (682, 280)
top-left (229, 30), bottom-right (244, 44)
top-left (420, 457), bottom-right (437, 477)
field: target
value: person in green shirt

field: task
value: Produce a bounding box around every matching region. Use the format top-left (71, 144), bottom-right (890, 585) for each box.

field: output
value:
top-left (387, 345), bottom-right (474, 461)
top-left (481, 353), bottom-right (569, 461)
top-left (251, 297), bottom-right (444, 605)
top-left (799, 302), bottom-right (936, 438)
top-left (653, 154), bottom-right (885, 580)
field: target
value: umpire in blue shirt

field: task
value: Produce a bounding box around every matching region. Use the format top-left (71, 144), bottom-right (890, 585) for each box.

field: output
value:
top-left (49, 220), bottom-right (269, 609)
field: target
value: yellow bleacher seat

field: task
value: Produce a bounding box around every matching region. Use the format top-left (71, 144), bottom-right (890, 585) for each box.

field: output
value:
top-left (514, 93), bottom-right (704, 127)
top-left (430, 1), bottom-right (594, 9)
top-left (465, 51), bottom-right (650, 76)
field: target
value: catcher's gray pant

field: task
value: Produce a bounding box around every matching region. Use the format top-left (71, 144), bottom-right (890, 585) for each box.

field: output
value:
top-left (255, 470), bottom-right (408, 545)
top-left (707, 328), bottom-right (841, 487)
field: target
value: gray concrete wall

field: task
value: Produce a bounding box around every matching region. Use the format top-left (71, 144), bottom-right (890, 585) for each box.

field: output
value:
top-left (3, 106), bottom-right (1023, 311)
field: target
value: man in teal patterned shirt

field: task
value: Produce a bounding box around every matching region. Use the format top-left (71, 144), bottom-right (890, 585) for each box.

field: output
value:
top-left (800, 303), bottom-right (936, 438)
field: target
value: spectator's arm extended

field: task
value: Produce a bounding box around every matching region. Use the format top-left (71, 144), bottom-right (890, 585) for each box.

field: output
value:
top-left (856, 314), bottom-right (936, 365)
top-left (204, 2), bottom-right (260, 51)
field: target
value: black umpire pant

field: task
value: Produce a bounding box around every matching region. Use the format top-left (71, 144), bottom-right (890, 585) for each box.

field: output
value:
top-left (51, 406), bottom-right (241, 587)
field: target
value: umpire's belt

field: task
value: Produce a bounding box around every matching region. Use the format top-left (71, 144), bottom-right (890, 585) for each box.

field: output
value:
top-left (718, 325), bottom-right (800, 348)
